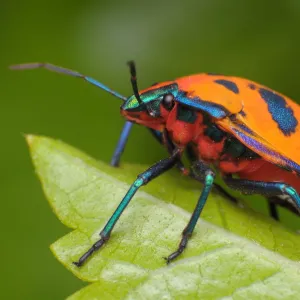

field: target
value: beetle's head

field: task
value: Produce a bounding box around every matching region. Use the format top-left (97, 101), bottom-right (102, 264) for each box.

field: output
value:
top-left (9, 60), bottom-right (179, 132)
top-left (121, 61), bottom-right (178, 131)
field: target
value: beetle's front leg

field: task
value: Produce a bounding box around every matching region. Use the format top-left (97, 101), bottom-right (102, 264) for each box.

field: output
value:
top-left (74, 149), bottom-right (182, 267)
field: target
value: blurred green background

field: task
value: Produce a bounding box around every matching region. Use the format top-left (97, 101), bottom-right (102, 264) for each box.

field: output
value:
top-left (2, 0), bottom-right (300, 299)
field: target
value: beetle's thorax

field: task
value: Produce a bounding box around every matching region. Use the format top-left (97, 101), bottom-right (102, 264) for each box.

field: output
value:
top-left (165, 102), bottom-right (203, 147)
top-left (165, 104), bottom-right (258, 168)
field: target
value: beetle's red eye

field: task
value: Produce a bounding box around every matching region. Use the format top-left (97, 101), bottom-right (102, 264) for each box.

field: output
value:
top-left (162, 94), bottom-right (175, 111)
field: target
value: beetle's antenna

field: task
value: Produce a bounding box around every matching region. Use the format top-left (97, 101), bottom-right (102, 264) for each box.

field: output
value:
top-left (127, 61), bottom-right (143, 104)
top-left (9, 62), bottom-right (127, 101)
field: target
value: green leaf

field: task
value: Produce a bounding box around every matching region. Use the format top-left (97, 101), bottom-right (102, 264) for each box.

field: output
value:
top-left (27, 135), bottom-right (300, 300)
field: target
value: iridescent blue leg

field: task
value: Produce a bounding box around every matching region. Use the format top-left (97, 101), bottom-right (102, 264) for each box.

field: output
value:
top-left (111, 121), bottom-right (134, 166)
top-left (73, 150), bottom-right (181, 267)
top-left (223, 176), bottom-right (300, 215)
top-left (111, 121), bottom-right (163, 167)
top-left (165, 161), bottom-right (215, 264)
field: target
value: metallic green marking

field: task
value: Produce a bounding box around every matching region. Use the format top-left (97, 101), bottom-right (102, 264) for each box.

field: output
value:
top-left (126, 96), bottom-right (139, 109)
top-left (122, 83), bottom-right (178, 111)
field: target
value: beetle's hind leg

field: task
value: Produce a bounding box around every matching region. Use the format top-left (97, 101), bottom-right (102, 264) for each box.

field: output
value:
top-left (223, 176), bottom-right (300, 217)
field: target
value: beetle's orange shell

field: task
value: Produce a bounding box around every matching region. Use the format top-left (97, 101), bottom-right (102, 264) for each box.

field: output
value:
top-left (140, 74), bottom-right (300, 172)
top-left (177, 74), bottom-right (300, 171)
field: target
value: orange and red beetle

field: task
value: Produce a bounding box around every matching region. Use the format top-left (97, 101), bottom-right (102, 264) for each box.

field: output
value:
top-left (11, 61), bottom-right (300, 266)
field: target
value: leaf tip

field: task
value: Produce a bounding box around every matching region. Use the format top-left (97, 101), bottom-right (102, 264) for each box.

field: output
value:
top-left (25, 134), bottom-right (37, 147)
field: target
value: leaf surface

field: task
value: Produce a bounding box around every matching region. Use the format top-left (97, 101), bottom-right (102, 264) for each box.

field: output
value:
top-left (27, 135), bottom-right (300, 299)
